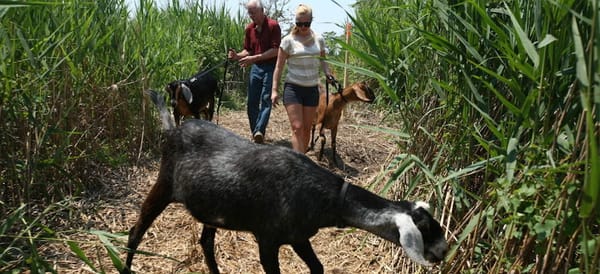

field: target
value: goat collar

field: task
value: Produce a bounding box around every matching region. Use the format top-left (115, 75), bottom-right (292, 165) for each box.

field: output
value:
top-left (334, 82), bottom-right (347, 102)
top-left (326, 78), bottom-right (346, 103)
top-left (336, 181), bottom-right (350, 228)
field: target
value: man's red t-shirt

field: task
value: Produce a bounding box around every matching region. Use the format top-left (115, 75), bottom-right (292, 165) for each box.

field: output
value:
top-left (244, 16), bottom-right (281, 64)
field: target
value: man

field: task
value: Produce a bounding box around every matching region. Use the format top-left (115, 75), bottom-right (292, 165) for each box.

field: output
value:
top-left (228, 0), bottom-right (281, 144)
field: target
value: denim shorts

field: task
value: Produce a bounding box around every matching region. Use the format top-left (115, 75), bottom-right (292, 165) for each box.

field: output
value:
top-left (283, 82), bottom-right (319, 107)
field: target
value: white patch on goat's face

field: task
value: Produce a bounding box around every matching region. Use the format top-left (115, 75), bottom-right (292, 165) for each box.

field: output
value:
top-left (415, 201), bottom-right (430, 212)
top-left (394, 213), bottom-right (433, 266)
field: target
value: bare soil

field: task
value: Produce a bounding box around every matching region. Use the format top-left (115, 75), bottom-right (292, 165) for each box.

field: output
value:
top-left (40, 103), bottom-right (438, 273)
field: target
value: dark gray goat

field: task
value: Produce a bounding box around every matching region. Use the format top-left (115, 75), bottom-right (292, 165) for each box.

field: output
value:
top-left (165, 70), bottom-right (218, 124)
top-left (121, 90), bottom-right (448, 274)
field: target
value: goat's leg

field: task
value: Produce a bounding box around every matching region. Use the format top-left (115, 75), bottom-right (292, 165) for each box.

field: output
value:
top-left (256, 238), bottom-right (281, 274)
top-left (174, 110), bottom-right (181, 126)
top-left (309, 124), bottom-right (316, 151)
top-left (317, 128), bottom-right (326, 161)
top-left (331, 128), bottom-right (338, 165)
top-left (199, 226), bottom-right (219, 273)
top-left (292, 240), bottom-right (323, 274)
top-left (207, 98), bottom-right (215, 121)
top-left (199, 228), bottom-right (217, 270)
top-left (123, 180), bottom-right (172, 274)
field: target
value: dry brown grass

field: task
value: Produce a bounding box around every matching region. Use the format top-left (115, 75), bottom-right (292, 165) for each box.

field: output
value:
top-left (38, 104), bottom-right (441, 274)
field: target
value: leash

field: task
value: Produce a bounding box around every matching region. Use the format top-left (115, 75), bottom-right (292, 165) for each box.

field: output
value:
top-left (325, 75), bottom-right (333, 110)
top-left (324, 75), bottom-right (344, 119)
top-left (193, 58), bottom-right (230, 125)
top-left (196, 58), bottom-right (229, 124)
top-left (194, 59), bottom-right (229, 81)
top-left (325, 75), bottom-right (344, 106)
top-left (215, 58), bottom-right (229, 125)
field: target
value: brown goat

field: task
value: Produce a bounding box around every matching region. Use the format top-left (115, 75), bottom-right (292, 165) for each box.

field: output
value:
top-left (311, 81), bottom-right (376, 164)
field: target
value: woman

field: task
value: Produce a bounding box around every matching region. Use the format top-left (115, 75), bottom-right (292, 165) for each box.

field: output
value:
top-left (271, 4), bottom-right (332, 153)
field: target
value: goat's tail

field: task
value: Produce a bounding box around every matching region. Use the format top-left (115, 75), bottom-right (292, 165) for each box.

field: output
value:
top-left (145, 89), bottom-right (175, 131)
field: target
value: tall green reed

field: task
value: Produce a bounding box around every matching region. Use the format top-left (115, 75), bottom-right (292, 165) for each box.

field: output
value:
top-left (345, 0), bottom-right (598, 272)
top-left (0, 0), bottom-right (245, 209)
top-left (1, 0), bottom-right (246, 270)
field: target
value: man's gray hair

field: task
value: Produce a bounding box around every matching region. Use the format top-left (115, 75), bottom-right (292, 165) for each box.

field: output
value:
top-left (246, 0), bottom-right (264, 10)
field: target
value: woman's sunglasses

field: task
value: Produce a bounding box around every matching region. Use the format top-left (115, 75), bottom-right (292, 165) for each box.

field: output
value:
top-left (295, 21), bottom-right (311, 28)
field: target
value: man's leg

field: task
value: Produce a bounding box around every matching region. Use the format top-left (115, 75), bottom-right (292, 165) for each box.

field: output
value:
top-left (255, 64), bottom-right (274, 137)
top-left (247, 65), bottom-right (262, 135)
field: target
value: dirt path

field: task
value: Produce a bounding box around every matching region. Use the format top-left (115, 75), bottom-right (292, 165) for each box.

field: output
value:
top-left (40, 104), bottom-right (431, 273)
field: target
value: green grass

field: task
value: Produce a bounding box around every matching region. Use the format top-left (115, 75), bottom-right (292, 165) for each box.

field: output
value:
top-left (344, 0), bottom-right (599, 272)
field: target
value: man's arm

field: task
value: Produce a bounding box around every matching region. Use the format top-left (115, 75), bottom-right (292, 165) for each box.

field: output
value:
top-left (238, 48), bottom-right (276, 66)
top-left (228, 49), bottom-right (250, 61)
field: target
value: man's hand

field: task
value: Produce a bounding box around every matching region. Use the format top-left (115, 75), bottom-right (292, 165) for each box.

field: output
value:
top-left (238, 55), bottom-right (258, 67)
top-left (227, 48), bottom-right (238, 60)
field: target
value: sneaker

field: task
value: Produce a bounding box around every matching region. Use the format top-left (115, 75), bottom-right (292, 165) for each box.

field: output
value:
top-left (253, 131), bottom-right (264, 144)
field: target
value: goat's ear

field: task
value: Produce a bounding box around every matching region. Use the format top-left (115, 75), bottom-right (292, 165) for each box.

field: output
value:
top-left (394, 213), bottom-right (433, 266)
top-left (181, 84), bottom-right (193, 104)
top-left (166, 83), bottom-right (178, 97)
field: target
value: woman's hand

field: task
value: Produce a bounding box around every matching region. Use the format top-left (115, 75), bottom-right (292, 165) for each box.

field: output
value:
top-left (271, 90), bottom-right (280, 107)
top-left (326, 74), bottom-right (336, 84)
